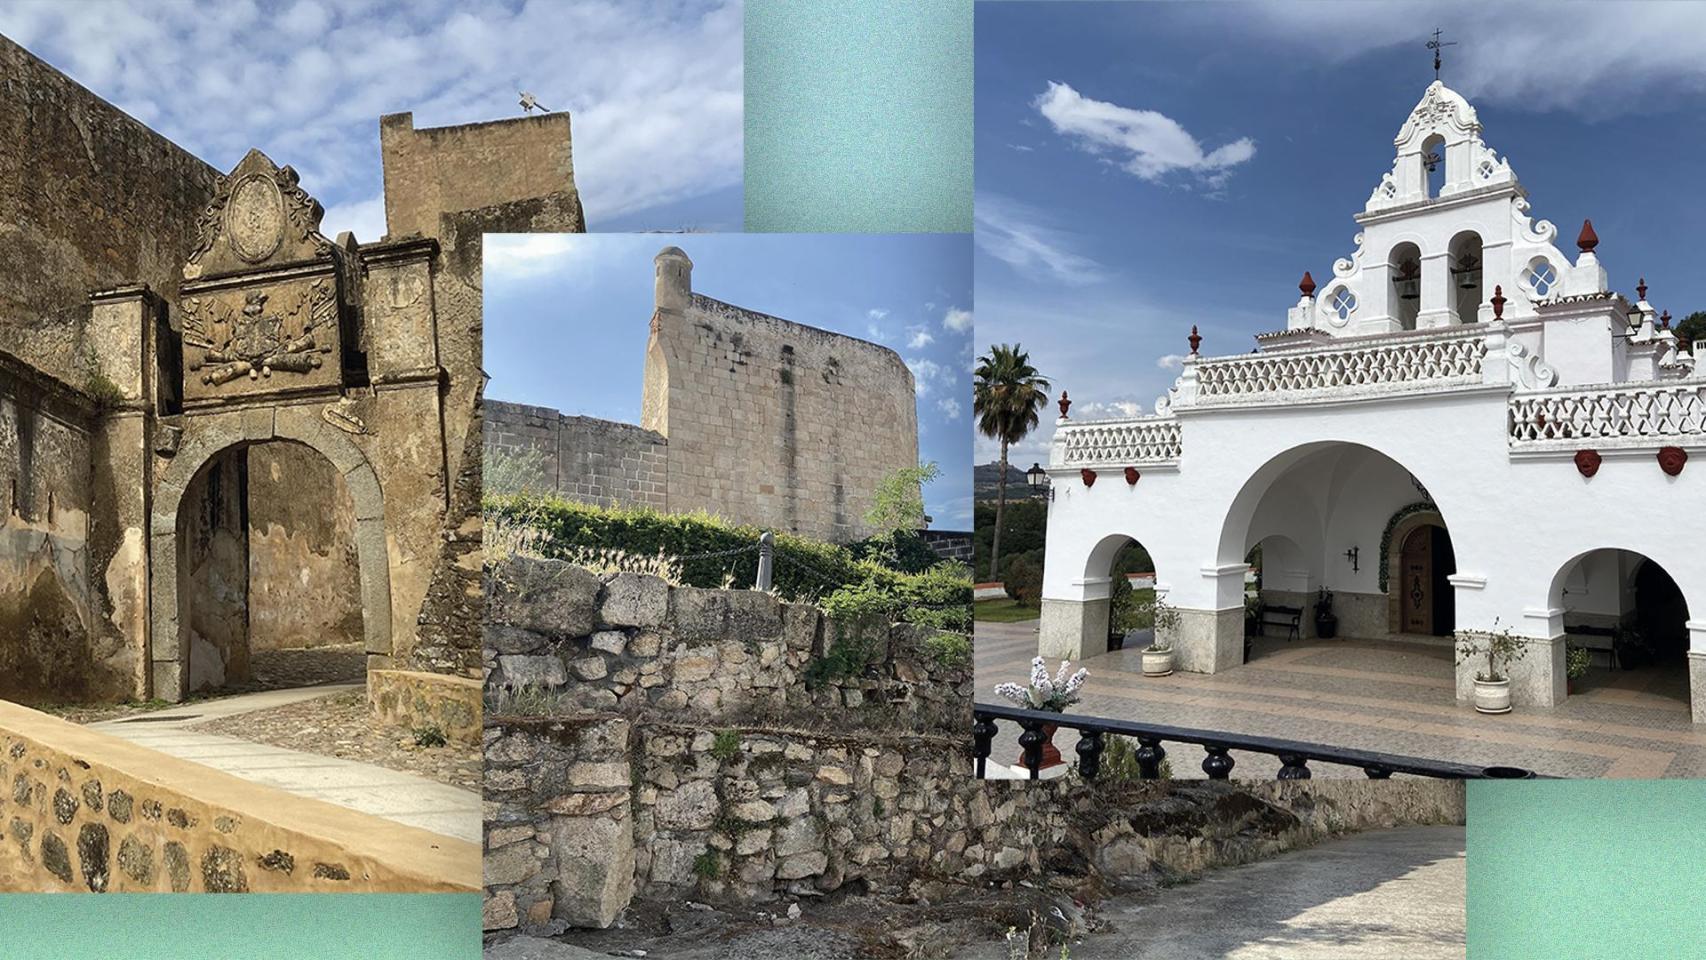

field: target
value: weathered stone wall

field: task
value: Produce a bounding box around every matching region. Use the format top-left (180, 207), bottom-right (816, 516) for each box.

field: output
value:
top-left (642, 266), bottom-right (920, 542)
top-left (0, 701), bottom-right (478, 892)
top-left (0, 36), bottom-right (218, 385)
top-left (246, 441), bottom-right (363, 652)
top-left (0, 351), bottom-right (100, 703)
top-left (921, 530), bottom-right (974, 563)
top-left (482, 713), bottom-right (1466, 934)
top-left (483, 557), bottom-right (972, 729)
top-left (379, 112), bottom-right (584, 241)
top-left (369, 669), bottom-right (482, 744)
top-left (483, 401), bottom-right (668, 508)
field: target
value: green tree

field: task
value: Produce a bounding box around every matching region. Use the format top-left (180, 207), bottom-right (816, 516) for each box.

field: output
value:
top-left (864, 462), bottom-right (940, 537)
top-left (1676, 311), bottom-right (1706, 348)
top-left (973, 344), bottom-right (1051, 582)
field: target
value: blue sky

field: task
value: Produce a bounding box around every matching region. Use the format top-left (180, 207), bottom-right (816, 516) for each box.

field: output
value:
top-left (486, 233), bottom-right (975, 529)
top-left (975, 1), bottom-right (1706, 468)
top-left (0, 0), bottom-right (743, 236)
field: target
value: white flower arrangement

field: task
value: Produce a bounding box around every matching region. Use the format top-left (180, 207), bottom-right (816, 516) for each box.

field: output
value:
top-left (993, 656), bottom-right (1088, 713)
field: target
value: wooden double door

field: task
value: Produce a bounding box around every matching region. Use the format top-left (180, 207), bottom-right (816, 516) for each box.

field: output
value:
top-left (1399, 524), bottom-right (1456, 637)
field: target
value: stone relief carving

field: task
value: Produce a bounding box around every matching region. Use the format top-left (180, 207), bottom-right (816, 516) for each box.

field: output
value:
top-left (182, 279), bottom-right (335, 386)
top-left (184, 157), bottom-right (333, 278)
top-left (225, 173), bottom-right (286, 264)
top-left (1506, 341), bottom-right (1559, 390)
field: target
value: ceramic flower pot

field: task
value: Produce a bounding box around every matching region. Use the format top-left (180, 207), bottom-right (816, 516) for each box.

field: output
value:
top-left (1473, 677), bottom-right (1512, 714)
top-left (1142, 647), bottom-right (1174, 677)
top-left (1016, 723), bottom-right (1063, 770)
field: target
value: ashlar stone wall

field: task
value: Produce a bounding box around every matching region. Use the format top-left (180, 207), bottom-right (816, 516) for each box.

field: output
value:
top-left (643, 248), bottom-right (919, 543)
top-left (483, 401), bottom-right (668, 508)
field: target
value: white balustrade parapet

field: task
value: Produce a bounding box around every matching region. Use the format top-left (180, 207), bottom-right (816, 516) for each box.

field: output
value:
top-left (1055, 416), bottom-right (1184, 467)
top-left (1509, 379), bottom-right (1706, 450)
top-left (1190, 326), bottom-right (1489, 406)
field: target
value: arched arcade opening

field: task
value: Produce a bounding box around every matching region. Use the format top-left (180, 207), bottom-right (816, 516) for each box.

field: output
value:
top-left (1551, 548), bottom-right (1691, 708)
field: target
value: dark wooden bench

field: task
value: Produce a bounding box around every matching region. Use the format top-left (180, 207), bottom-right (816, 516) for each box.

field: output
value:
top-left (1256, 603), bottom-right (1303, 644)
top-left (1564, 624), bottom-right (1619, 670)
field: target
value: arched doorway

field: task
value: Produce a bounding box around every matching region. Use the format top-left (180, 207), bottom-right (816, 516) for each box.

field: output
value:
top-left (1385, 510), bottom-right (1455, 638)
top-left (1550, 548), bottom-right (1690, 707)
top-left (1088, 533), bottom-right (1163, 654)
top-left (148, 422), bottom-right (391, 702)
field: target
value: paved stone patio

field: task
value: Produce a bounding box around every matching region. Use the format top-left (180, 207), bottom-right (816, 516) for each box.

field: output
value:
top-left (90, 684), bottom-right (480, 841)
top-left (977, 620), bottom-right (1706, 778)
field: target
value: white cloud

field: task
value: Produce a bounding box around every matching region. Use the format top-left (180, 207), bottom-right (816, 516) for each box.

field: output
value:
top-left (937, 396), bottom-right (962, 420)
top-left (943, 306), bottom-right (973, 334)
top-left (320, 194), bottom-right (386, 244)
top-left (867, 308), bottom-right (889, 321)
top-left (1156, 354), bottom-right (1186, 370)
top-left (0, 1), bottom-right (742, 229)
top-left (1234, 2), bottom-right (1706, 118)
top-left (975, 193), bottom-right (1105, 286)
top-left (907, 326), bottom-right (935, 350)
top-left (483, 233), bottom-right (586, 280)
top-left (906, 357), bottom-right (942, 396)
top-left (1034, 80), bottom-right (1256, 185)
top-left (1077, 399), bottom-right (1143, 419)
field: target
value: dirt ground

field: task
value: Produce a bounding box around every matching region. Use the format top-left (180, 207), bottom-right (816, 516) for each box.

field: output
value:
top-left (40, 644), bottom-right (368, 725)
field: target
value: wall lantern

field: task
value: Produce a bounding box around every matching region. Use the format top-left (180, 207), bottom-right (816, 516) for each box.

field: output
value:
top-left (1026, 462), bottom-right (1047, 490)
top-left (1344, 546), bottom-right (1360, 573)
top-left (1396, 261), bottom-right (1421, 301)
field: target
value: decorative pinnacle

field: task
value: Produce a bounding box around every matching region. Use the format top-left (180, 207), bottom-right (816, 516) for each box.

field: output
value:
top-left (1661, 310), bottom-right (1672, 329)
top-left (1577, 219), bottom-right (1599, 254)
top-left (1299, 271), bottom-right (1316, 298)
top-left (1188, 325), bottom-right (1202, 355)
top-left (1491, 285), bottom-right (1505, 320)
top-left (1637, 277), bottom-right (1648, 302)
top-left (1057, 391), bottom-right (1071, 419)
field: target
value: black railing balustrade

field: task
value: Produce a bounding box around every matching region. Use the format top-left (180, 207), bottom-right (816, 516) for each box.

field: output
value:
top-left (973, 703), bottom-right (1542, 781)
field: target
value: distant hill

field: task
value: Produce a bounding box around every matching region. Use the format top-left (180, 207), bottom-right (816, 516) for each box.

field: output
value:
top-left (975, 461), bottom-right (1045, 502)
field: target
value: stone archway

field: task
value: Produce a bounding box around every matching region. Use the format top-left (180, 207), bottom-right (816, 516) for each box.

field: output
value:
top-left (147, 412), bottom-right (391, 701)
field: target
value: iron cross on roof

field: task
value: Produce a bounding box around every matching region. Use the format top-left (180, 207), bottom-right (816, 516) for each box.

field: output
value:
top-left (1427, 28), bottom-right (1457, 81)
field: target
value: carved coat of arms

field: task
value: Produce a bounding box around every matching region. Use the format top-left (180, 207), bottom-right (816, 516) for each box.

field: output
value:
top-left (183, 280), bottom-right (335, 386)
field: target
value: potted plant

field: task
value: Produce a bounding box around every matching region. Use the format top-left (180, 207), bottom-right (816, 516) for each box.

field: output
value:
top-left (1456, 620), bottom-right (1530, 714)
top-left (993, 657), bottom-right (1088, 770)
top-left (1244, 593), bottom-right (1262, 639)
top-left (1566, 643), bottom-right (1590, 694)
top-left (1313, 587), bottom-right (1338, 640)
top-left (1140, 596), bottom-right (1182, 676)
top-left (1613, 625), bottom-right (1651, 670)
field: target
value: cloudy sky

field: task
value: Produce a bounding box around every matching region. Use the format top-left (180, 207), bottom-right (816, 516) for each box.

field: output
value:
top-left (0, 0), bottom-right (743, 236)
top-left (975, 1), bottom-right (1706, 469)
top-left (485, 233), bottom-right (975, 529)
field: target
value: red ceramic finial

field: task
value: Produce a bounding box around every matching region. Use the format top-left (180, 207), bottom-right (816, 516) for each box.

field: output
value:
top-left (1637, 277), bottom-right (1648, 301)
top-left (1491, 285), bottom-right (1506, 320)
top-left (1299, 271), bottom-right (1316, 298)
top-left (1577, 219), bottom-right (1599, 254)
top-left (1188, 325), bottom-right (1202, 355)
top-left (1662, 310), bottom-right (1672, 329)
top-left (1057, 391), bottom-right (1071, 419)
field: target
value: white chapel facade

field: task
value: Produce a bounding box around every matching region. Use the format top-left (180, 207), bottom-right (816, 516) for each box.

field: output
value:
top-left (1039, 80), bottom-right (1706, 719)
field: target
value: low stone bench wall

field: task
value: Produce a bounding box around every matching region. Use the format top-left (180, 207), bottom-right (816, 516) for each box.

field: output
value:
top-left (0, 701), bottom-right (480, 892)
top-left (369, 669), bottom-right (482, 743)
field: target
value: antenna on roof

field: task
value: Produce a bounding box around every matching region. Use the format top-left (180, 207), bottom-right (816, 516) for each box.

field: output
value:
top-left (1426, 28), bottom-right (1457, 82)
top-left (518, 91), bottom-right (549, 114)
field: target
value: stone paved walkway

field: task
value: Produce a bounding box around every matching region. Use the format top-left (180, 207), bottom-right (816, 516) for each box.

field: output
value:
top-left (88, 684), bottom-right (480, 842)
top-left (978, 620), bottom-right (1706, 778)
top-left (953, 826), bottom-right (1466, 959)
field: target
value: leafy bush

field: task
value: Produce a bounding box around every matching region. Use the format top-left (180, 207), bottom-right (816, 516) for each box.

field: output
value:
top-left (849, 529), bottom-right (944, 573)
top-left (412, 725), bottom-right (447, 748)
top-left (973, 499), bottom-right (1048, 580)
top-left (924, 631), bottom-right (972, 670)
top-left (1005, 553), bottom-right (1044, 607)
top-left (484, 493), bottom-right (865, 601)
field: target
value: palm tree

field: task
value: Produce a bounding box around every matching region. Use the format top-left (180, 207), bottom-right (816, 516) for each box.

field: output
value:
top-left (973, 344), bottom-right (1051, 582)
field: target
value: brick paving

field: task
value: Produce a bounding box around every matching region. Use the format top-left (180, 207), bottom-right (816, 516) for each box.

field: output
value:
top-left (977, 620), bottom-right (1704, 779)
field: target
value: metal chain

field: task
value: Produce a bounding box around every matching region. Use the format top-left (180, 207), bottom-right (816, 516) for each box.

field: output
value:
top-left (675, 543), bottom-right (761, 562)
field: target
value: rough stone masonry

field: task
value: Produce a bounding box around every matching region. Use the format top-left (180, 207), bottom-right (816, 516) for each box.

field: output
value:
top-left (0, 32), bottom-right (583, 705)
top-left (485, 246), bottom-right (920, 543)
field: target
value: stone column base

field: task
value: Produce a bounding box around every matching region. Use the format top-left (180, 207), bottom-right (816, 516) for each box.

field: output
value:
top-left (1455, 634), bottom-right (1563, 708)
top-left (1688, 651), bottom-right (1706, 724)
top-left (1038, 598), bottom-right (1109, 662)
top-left (1172, 606), bottom-right (1245, 674)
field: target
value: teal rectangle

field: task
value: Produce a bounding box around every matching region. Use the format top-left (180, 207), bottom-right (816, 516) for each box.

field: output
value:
top-left (744, 0), bottom-right (973, 233)
top-left (0, 894), bottom-right (480, 959)
top-left (1467, 780), bottom-right (1706, 958)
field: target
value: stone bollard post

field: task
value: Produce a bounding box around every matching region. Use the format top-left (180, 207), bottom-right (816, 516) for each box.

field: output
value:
top-left (756, 531), bottom-right (774, 592)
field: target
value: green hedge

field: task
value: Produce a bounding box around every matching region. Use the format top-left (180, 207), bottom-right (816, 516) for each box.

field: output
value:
top-left (485, 494), bottom-right (969, 622)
